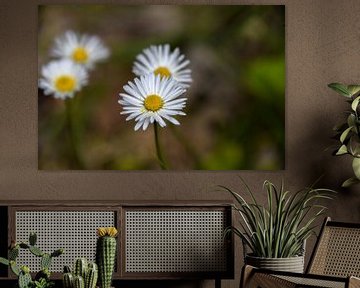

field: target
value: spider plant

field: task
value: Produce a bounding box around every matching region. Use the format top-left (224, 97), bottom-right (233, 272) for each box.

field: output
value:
top-left (221, 180), bottom-right (335, 258)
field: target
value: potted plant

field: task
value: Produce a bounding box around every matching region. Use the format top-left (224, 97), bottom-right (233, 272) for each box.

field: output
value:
top-left (0, 232), bottom-right (64, 288)
top-left (328, 83), bottom-right (360, 187)
top-left (221, 179), bottom-right (334, 273)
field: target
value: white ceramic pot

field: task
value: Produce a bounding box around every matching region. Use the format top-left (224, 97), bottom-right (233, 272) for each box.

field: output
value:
top-left (245, 254), bottom-right (305, 273)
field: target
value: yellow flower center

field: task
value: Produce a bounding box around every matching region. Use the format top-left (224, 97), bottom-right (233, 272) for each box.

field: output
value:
top-left (154, 66), bottom-right (171, 78)
top-left (72, 47), bottom-right (89, 63)
top-left (144, 94), bottom-right (164, 112)
top-left (54, 75), bottom-right (76, 93)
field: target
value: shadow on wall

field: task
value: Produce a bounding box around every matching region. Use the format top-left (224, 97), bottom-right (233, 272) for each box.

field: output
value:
top-left (290, 110), bottom-right (360, 267)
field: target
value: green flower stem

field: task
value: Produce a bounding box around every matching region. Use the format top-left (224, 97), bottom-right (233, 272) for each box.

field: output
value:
top-left (154, 122), bottom-right (167, 170)
top-left (65, 98), bottom-right (84, 169)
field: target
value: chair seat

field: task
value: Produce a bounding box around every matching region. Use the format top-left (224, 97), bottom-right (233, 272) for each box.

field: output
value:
top-left (243, 266), bottom-right (360, 288)
top-left (277, 274), bottom-right (346, 288)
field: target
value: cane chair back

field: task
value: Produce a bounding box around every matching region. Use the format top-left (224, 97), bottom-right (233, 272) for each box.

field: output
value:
top-left (241, 218), bottom-right (360, 288)
top-left (307, 217), bottom-right (360, 278)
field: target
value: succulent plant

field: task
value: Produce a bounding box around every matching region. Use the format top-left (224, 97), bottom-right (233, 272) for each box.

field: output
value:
top-left (33, 278), bottom-right (54, 288)
top-left (96, 227), bottom-right (118, 288)
top-left (62, 259), bottom-right (98, 288)
top-left (0, 232), bottom-right (63, 288)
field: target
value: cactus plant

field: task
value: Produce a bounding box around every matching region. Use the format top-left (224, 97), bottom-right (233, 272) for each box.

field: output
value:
top-left (74, 258), bottom-right (88, 279)
top-left (63, 273), bottom-right (74, 288)
top-left (73, 275), bottom-right (85, 288)
top-left (62, 259), bottom-right (98, 288)
top-left (85, 262), bottom-right (98, 288)
top-left (19, 268), bottom-right (32, 288)
top-left (41, 253), bottom-right (52, 270)
top-left (0, 232), bottom-right (63, 288)
top-left (29, 232), bottom-right (37, 246)
top-left (96, 227), bottom-right (118, 288)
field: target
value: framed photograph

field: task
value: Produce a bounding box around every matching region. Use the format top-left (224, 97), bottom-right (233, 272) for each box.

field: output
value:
top-left (38, 5), bottom-right (285, 170)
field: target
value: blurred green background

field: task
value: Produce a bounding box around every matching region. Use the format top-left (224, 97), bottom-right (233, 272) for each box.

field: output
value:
top-left (38, 5), bottom-right (285, 170)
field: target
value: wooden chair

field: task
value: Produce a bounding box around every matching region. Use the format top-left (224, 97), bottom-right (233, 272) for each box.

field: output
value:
top-left (241, 217), bottom-right (360, 288)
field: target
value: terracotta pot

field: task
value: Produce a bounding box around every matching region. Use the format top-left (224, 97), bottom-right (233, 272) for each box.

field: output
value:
top-left (245, 254), bottom-right (305, 273)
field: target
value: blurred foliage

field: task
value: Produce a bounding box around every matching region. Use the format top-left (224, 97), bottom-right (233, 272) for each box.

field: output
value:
top-left (38, 5), bottom-right (285, 170)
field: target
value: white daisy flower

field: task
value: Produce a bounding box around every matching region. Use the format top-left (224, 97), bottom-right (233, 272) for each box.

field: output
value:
top-left (51, 30), bottom-right (110, 70)
top-left (133, 44), bottom-right (192, 88)
top-left (39, 59), bottom-right (88, 100)
top-left (119, 74), bottom-right (187, 131)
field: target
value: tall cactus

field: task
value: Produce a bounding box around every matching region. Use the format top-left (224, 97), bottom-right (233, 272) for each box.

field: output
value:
top-left (96, 227), bottom-right (118, 288)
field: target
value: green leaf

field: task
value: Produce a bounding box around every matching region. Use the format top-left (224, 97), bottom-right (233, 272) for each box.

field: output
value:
top-left (352, 96), bottom-right (360, 111)
top-left (349, 136), bottom-right (360, 156)
top-left (340, 126), bottom-right (353, 143)
top-left (352, 157), bottom-right (360, 179)
top-left (336, 145), bottom-right (348, 155)
top-left (347, 114), bottom-right (356, 127)
top-left (10, 261), bottom-right (20, 276)
top-left (0, 257), bottom-right (9, 266)
top-left (328, 83), bottom-right (351, 97)
top-left (347, 85), bottom-right (360, 96)
top-left (342, 177), bottom-right (360, 187)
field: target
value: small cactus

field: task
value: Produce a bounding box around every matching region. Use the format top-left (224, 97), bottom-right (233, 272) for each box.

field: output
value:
top-left (63, 259), bottom-right (98, 288)
top-left (96, 227), bottom-right (118, 288)
top-left (85, 263), bottom-right (98, 288)
top-left (74, 258), bottom-right (88, 279)
top-left (63, 272), bottom-right (74, 288)
top-left (74, 275), bottom-right (85, 288)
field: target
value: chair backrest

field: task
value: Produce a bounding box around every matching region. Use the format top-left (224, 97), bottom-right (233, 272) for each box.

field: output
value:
top-left (307, 217), bottom-right (360, 277)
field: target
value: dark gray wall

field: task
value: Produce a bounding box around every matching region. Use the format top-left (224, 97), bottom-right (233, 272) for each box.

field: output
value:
top-left (1, 0), bottom-right (360, 287)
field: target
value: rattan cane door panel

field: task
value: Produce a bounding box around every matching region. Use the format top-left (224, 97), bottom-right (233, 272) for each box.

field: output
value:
top-left (13, 209), bottom-right (116, 273)
top-left (122, 207), bottom-right (233, 279)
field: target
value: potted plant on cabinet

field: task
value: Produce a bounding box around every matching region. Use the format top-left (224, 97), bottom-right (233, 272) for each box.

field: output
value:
top-left (221, 179), bottom-right (334, 273)
top-left (0, 232), bottom-right (63, 288)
